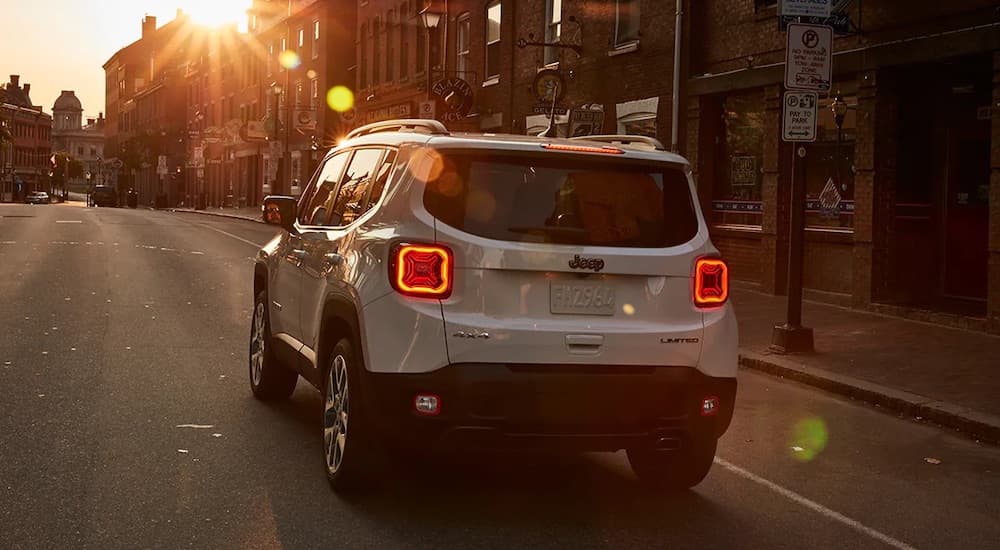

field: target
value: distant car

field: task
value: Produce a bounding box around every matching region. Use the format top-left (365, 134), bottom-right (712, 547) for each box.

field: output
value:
top-left (25, 192), bottom-right (50, 204)
top-left (250, 119), bottom-right (737, 493)
top-left (92, 186), bottom-right (118, 207)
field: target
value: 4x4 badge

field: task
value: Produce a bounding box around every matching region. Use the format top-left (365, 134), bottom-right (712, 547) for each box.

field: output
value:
top-left (568, 255), bottom-right (605, 272)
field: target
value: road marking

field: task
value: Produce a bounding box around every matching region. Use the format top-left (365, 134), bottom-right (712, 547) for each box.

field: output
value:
top-left (714, 457), bottom-right (917, 550)
top-left (56, 220), bottom-right (82, 224)
top-left (200, 224), bottom-right (264, 248)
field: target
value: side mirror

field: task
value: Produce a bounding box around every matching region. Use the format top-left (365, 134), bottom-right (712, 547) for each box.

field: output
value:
top-left (262, 195), bottom-right (297, 232)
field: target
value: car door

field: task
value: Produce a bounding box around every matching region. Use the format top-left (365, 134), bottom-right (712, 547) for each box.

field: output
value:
top-left (299, 147), bottom-right (389, 376)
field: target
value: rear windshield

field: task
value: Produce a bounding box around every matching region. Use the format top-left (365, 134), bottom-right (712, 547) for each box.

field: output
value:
top-left (423, 152), bottom-right (699, 248)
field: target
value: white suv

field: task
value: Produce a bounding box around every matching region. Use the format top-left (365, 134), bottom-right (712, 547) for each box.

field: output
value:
top-left (250, 120), bottom-right (737, 491)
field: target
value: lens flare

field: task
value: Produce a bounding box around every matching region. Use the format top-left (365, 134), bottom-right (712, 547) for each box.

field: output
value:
top-left (326, 86), bottom-right (355, 113)
top-left (306, 69), bottom-right (318, 79)
top-left (789, 417), bottom-right (828, 462)
top-left (408, 148), bottom-right (445, 182)
top-left (622, 303), bottom-right (636, 316)
top-left (279, 50), bottom-right (301, 70)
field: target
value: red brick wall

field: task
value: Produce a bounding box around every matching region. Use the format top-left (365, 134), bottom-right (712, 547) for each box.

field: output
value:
top-left (691, 0), bottom-right (999, 76)
top-left (714, 232), bottom-right (762, 283)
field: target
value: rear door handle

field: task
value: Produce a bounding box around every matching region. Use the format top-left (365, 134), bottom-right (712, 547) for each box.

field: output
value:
top-left (566, 334), bottom-right (604, 355)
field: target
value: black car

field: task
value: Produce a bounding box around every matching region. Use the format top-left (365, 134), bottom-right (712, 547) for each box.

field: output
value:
top-left (25, 191), bottom-right (51, 204)
top-left (91, 186), bottom-right (118, 207)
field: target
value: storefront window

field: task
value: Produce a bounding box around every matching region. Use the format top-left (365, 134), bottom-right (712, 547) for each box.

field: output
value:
top-left (805, 90), bottom-right (857, 231)
top-left (712, 90), bottom-right (764, 228)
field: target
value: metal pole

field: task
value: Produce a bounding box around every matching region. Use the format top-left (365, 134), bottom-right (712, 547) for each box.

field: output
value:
top-left (771, 144), bottom-right (814, 352)
top-left (670, 0), bottom-right (683, 152)
top-left (283, 16), bottom-right (292, 197)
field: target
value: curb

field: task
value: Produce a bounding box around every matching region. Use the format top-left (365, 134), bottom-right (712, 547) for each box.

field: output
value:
top-left (739, 350), bottom-right (1000, 445)
top-left (168, 208), bottom-right (261, 223)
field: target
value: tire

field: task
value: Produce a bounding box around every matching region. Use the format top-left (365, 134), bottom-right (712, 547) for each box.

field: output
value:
top-left (323, 337), bottom-right (380, 492)
top-left (627, 436), bottom-right (717, 491)
top-left (249, 291), bottom-right (298, 400)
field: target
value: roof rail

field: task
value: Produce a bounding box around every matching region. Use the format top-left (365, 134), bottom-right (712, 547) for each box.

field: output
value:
top-left (570, 134), bottom-right (666, 151)
top-left (345, 119), bottom-right (449, 140)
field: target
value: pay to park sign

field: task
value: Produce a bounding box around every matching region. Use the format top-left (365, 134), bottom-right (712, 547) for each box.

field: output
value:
top-left (782, 91), bottom-right (818, 142)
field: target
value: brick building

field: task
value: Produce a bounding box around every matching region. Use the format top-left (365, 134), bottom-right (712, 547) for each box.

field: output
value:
top-left (684, 1), bottom-right (1000, 327)
top-left (252, 0), bottom-right (356, 199)
top-left (355, 0), bottom-right (678, 140)
top-left (0, 74), bottom-right (52, 202)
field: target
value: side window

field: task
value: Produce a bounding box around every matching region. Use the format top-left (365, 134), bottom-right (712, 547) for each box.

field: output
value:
top-left (328, 148), bottom-right (385, 226)
top-left (299, 152), bottom-right (350, 225)
top-left (365, 149), bottom-right (398, 212)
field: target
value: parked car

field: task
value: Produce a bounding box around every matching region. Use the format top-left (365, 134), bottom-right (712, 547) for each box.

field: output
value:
top-left (25, 191), bottom-right (50, 204)
top-left (249, 120), bottom-right (737, 492)
top-left (91, 186), bottom-right (118, 207)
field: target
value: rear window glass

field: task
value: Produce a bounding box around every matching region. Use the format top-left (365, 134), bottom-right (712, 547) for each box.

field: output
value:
top-left (423, 152), bottom-right (698, 248)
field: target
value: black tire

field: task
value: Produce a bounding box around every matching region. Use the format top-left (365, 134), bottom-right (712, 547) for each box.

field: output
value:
top-left (323, 337), bottom-right (381, 492)
top-left (249, 291), bottom-right (297, 400)
top-left (627, 436), bottom-right (717, 491)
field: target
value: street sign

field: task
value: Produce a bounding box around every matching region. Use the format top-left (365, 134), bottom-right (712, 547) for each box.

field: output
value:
top-left (782, 91), bottom-right (818, 142)
top-left (418, 100), bottom-right (436, 120)
top-left (568, 108), bottom-right (605, 137)
top-left (779, 0), bottom-right (832, 18)
top-left (784, 23), bottom-right (833, 92)
top-left (157, 155), bottom-right (168, 176)
top-left (779, 12), bottom-right (852, 34)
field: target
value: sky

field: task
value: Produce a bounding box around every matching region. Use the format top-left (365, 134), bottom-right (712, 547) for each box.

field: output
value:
top-left (0, 0), bottom-right (251, 118)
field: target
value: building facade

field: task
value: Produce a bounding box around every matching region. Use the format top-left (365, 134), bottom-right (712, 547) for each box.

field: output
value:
top-left (684, 0), bottom-right (1000, 327)
top-left (52, 91), bottom-right (106, 188)
top-left (1, 74), bottom-right (52, 202)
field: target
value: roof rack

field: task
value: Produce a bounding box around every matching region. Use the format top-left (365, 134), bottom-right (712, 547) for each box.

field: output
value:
top-left (345, 119), bottom-right (449, 140)
top-left (570, 134), bottom-right (666, 151)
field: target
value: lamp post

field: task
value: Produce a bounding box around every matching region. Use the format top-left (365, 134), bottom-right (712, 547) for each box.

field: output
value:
top-left (830, 94), bottom-right (848, 197)
top-left (420, 3), bottom-right (443, 101)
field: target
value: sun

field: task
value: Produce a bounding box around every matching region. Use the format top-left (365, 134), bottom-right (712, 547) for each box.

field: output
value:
top-left (182, 0), bottom-right (252, 27)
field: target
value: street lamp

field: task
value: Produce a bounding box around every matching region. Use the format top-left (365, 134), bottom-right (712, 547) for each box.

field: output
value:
top-left (420, 3), bottom-right (444, 102)
top-left (830, 93), bottom-right (850, 195)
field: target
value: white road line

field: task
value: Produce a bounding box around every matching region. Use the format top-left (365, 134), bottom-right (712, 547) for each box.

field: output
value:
top-left (56, 220), bottom-right (82, 224)
top-left (200, 224), bottom-right (264, 248)
top-left (714, 457), bottom-right (917, 550)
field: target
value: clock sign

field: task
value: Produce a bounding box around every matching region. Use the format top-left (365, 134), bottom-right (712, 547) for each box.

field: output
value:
top-left (431, 78), bottom-right (474, 122)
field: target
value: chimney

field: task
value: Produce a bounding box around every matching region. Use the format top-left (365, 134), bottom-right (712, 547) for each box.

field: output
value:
top-left (142, 15), bottom-right (157, 39)
top-left (23, 83), bottom-right (30, 95)
top-left (87, 118), bottom-right (95, 126)
top-left (9, 74), bottom-right (19, 88)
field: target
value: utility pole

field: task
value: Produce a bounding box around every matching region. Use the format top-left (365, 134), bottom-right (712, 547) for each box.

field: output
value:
top-left (282, 0), bottom-right (292, 196)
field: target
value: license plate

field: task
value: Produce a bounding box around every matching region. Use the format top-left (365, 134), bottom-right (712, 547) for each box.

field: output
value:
top-left (550, 282), bottom-right (616, 316)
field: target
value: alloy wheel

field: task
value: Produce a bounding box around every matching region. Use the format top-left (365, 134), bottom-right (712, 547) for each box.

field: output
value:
top-left (324, 355), bottom-right (349, 475)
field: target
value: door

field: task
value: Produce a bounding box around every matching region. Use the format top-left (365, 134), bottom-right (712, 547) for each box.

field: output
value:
top-left (943, 132), bottom-right (990, 300)
top-left (299, 148), bottom-right (389, 368)
top-left (267, 230), bottom-right (306, 359)
top-left (427, 150), bottom-right (707, 368)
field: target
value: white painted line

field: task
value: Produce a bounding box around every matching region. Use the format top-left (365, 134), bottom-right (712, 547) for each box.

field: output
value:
top-left (714, 457), bottom-right (917, 550)
top-left (201, 224), bottom-right (264, 248)
top-left (56, 220), bottom-right (82, 224)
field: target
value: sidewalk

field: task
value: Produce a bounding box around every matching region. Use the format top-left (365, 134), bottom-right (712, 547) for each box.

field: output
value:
top-left (170, 205), bottom-right (261, 223)
top-left (734, 287), bottom-right (1000, 442)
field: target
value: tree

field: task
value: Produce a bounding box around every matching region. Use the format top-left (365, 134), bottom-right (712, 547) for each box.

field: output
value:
top-left (51, 152), bottom-right (84, 189)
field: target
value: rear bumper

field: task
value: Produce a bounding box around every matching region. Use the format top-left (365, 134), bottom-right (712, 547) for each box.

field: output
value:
top-left (361, 364), bottom-right (736, 452)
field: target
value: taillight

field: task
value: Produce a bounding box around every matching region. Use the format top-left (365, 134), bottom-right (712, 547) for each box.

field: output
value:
top-left (694, 257), bottom-right (729, 307)
top-left (390, 243), bottom-right (453, 299)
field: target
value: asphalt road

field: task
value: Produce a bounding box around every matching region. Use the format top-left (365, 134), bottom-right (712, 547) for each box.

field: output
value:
top-left (2, 202), bottom-right (998, 550)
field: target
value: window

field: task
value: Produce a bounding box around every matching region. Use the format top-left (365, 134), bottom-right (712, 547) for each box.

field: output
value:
top-left (755, 0), bottom-right (778, 11)
top-left (295, 81), bottom-right (303, 106)
top-left (313, 21), bottom-right (320, 59)
top-left (711, 90), bottom-right (764, 228)
top-left (373, 19), bottom-right (381, 85)
top-left (387, 12), bottom-right (395, 82)
top-left (329, 148), bottom-right (384, 226)
top-left (298, 27), bottom-right (305, 48)
top-left (424, 153), bottom-right (698, 248)
top-left (399, 4), bottom-right (409, 79)
top-left (806, 93), bottom-right (857, 230)
top-left (614, 0), bottom-right (640, 47)
top-left (268, 42), bottom-right (274, 76)
top-left (311, 78), bottom-right (319, 109)
top-left (456, 13), bottom-right (471, 76)
top-left (367, 149), bottom-right (397, 210)
top-left (544, 0), bottom-right (562, 65)
top-left (485, 1), bottom-right (502, 81)
top-left (299, 152), bottom-right (348, 225)
top-left (359, 23), bottom-right (368, 88)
